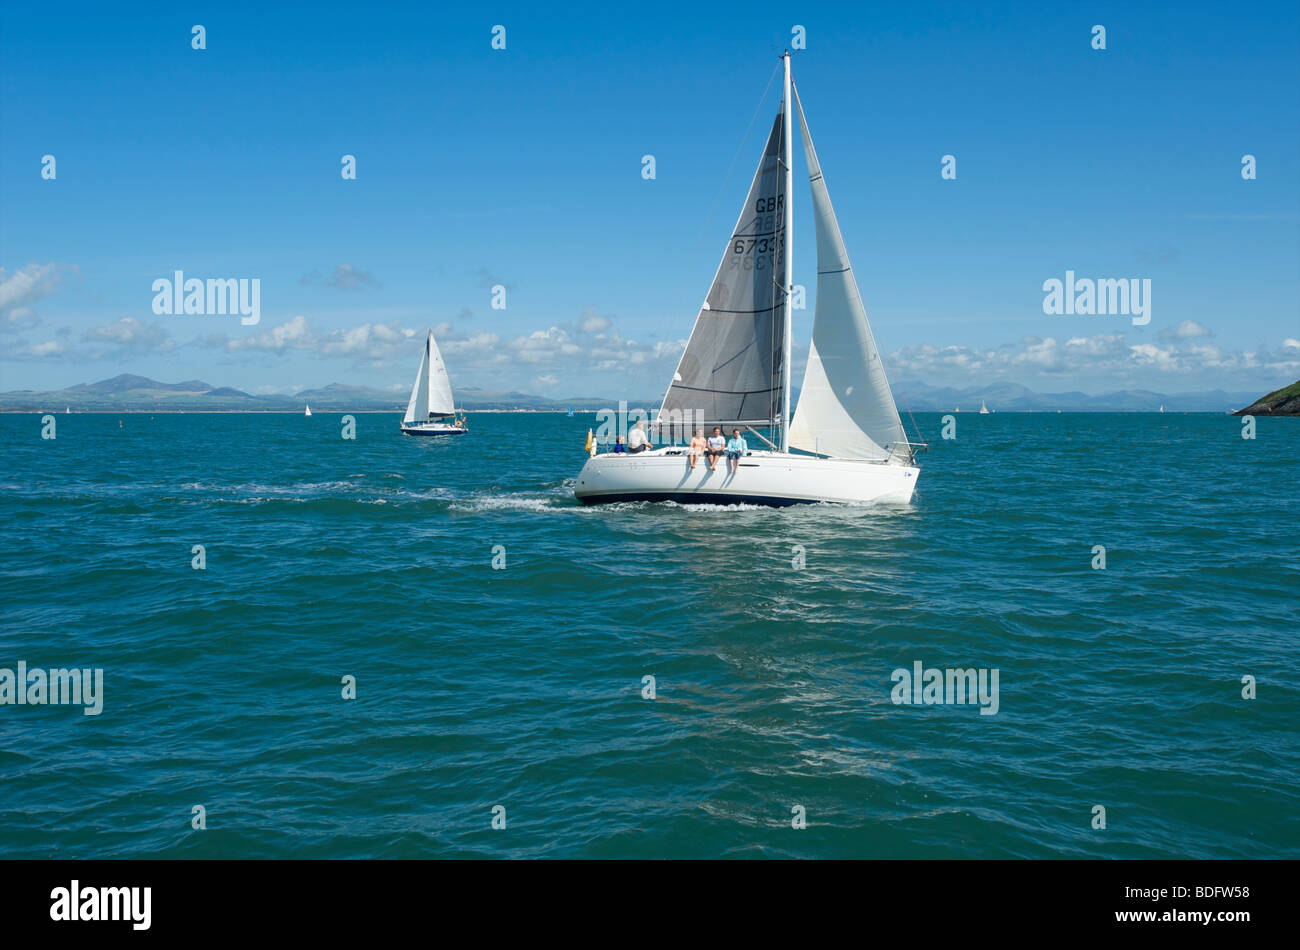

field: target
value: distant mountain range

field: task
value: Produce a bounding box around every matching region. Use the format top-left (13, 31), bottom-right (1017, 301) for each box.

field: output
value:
top-left (891, 380), bottom-right (1260, 413)
top-left (0, 373), bottom-right (1273, 413)
top-left (0, 374), bottom-right (616, 412)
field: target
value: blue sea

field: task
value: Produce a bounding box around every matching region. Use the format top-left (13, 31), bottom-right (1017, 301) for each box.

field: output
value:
top-left (1, 411), bottom-right (1296, 858)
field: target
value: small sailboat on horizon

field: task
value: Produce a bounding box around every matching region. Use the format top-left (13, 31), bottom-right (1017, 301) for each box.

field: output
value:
top-left (574, 53), bottom-right (922, 506)
top-left (304, 404), bottom-right (312, 417)
top-left (979, 400), bottom-right (990, 414)
top-left (401, 328), bottom-right (467, 436)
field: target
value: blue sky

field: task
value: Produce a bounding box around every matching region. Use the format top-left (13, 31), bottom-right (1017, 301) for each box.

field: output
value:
top-left (2, 0), bottom-right (1298, 399)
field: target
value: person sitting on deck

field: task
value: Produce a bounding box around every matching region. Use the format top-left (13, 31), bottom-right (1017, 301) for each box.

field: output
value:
top-left (726, 429), bottom-right (748, 475)
top-left (687, 428), bottom-right (706, 469)
top-left (705, 427), bottom-right (726, 470)
top-left (627, 420), bottom-right (652, 454)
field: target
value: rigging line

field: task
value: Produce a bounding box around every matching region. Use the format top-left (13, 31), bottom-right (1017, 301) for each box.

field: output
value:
top-left (665, 62), bottom-right (782, 442)
top-left (767, 81), bottom-right (787, 434)
top-left (678, 61), bottom-right (782, 340)
top-left (689, 61), bottom-right (781, 255)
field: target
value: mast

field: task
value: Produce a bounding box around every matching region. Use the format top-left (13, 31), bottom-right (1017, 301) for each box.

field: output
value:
top-left (779, 51), bottom-right (794, 453)
top-left (426, 331), bottom-right (434, 419)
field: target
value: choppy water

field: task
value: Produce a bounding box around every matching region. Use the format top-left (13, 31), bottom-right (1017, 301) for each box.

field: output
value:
top-left (1, 411), bottom-right (1296, 858)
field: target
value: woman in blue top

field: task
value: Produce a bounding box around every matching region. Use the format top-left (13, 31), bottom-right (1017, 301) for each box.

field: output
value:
top-left (726, 429), bottom-right (748, 475)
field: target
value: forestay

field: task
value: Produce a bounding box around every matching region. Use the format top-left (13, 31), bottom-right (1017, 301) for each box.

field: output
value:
top-left (787, 84), bottom-right (908, 461)
top-left (659, 111), bottom-right (791, 431)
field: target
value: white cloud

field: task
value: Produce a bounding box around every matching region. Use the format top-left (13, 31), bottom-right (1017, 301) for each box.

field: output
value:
top-left (578, 309), bottom-right (612, 333)
top-left (218, 315), bottom-right (313, 352)
top-left (890, 332), bottom-right (1300, 383)
top-left (0, 262), bottom-right (78, 332)
top-left (1158, 320), bottom-right (1211, 342)
top-left (26, 340), bottom-right (66, 358)
top-left (3, 306), bottom-right (39, 331)
top-left (191, 314), bottom-right (683, 395)
top-left (201, 316), bottom-right (423, 364)
top-left (84, 317), bottom-right (174, 352)
top-left (300, 264), bottom-right (380, 291)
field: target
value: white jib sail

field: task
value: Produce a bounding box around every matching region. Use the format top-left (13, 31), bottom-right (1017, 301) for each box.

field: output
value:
top-left (787, 83), bottom-right (908, 461)
top-left (404, 330), bottom-right (456, 424)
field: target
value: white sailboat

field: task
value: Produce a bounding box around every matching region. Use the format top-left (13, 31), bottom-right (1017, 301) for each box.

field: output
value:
top-left (979, 400), bottom-right (990, 414)
top-left (304, 404), bottom-right (312, 417)
top-left (401, 328), bottom-right (467, 436)
top-left (574, 54), bottom-right (922, 507)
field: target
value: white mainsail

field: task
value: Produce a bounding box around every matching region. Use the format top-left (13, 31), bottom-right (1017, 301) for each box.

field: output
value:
top-left (786, 84), bottom-right (908, 461)
top-left (404, 329), bottom-right (456, 424)
top-left (658, 111), bottom-right (791, 432)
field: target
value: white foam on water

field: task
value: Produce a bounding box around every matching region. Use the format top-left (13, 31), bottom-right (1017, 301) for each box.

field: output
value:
top-left (182, 480), bottom-right (364, 496)
top-left (451, 494), bottom-right (570, 513)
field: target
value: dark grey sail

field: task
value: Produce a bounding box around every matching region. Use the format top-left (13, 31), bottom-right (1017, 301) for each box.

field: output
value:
top-left (658, 110), bottom-right (790, 434)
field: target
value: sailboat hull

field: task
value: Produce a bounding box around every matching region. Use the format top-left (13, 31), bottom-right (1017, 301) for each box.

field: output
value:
top-left (574, 450), bottom-right (918, 506)
top-left (401, 424), bottom-right (467, 436)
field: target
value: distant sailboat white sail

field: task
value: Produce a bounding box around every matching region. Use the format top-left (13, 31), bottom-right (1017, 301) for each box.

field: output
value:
top-left (400, 329), bottom-right (467, 437)
top-left (304, 404), bottom-right (312, 417)
top-left (979, 400), bottom-right (990, 414)
top-left (575, 53), bottom-right (921, 506)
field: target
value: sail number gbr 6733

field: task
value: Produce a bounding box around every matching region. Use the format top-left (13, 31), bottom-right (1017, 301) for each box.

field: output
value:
top-left (729, 195), bottom-right (786, 272)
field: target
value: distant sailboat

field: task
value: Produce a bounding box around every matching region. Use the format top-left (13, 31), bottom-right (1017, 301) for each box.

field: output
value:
top-left (401, 329), bottom-right (467, 436)
top-left (568, 406), bottom-right (574, 416)
top-left (304, 404), bottom-right (312, 417)
top-left (574, 53), bottom-right (922, 506)
top-left (979, 400), bottom-right (990, 414)
top-left (1159, 405), bottom-right (1165, 413)
top-left (64, 406), bottom-right (70, 414)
